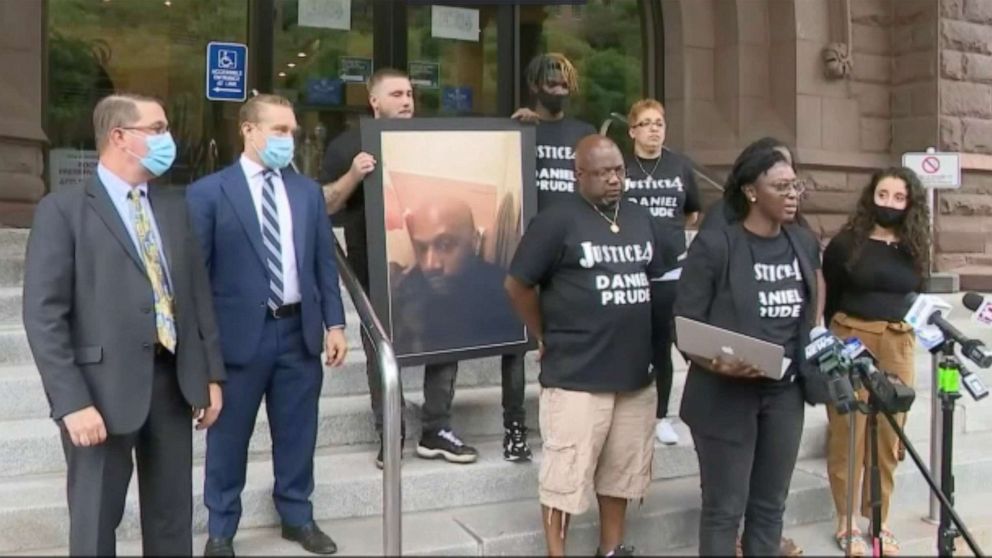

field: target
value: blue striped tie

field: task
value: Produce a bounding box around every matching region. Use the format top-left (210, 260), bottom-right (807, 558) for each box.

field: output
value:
top-left (261, 170), bottom-right (284, 312)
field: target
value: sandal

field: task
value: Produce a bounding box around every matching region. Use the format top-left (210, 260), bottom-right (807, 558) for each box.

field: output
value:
top-left (871, 528), bottom-right (900, 556)
top-left (835, 529), bottom-right (869, 556)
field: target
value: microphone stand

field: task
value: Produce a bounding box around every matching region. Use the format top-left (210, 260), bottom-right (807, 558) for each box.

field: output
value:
top-left (848, 359), bottom-right (984, 558)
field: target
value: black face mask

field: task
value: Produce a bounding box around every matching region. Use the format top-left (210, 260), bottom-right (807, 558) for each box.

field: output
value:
top-left (537, 91), bottom-right (568, 115)
top-left (873, 203), bottom-right (906, 228)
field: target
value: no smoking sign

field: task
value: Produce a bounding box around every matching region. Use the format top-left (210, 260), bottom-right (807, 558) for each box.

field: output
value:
top-left (902, 151), bottom-right (961, 189)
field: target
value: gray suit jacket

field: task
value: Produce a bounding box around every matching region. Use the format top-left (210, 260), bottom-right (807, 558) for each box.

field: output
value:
top-left (22, 177), bottom-right (225, 434)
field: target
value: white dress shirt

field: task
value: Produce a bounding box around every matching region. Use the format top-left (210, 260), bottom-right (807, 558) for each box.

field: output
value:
top-left (239, 155), bottom-right (301, 305)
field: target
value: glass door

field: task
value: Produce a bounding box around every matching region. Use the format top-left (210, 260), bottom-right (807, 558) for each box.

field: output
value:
top-left (270, 0), bottom-right (376, 178)
top-left (46, 0), bottom-right (249, 189)
top-left (405, 4), bottom-right (502, 116)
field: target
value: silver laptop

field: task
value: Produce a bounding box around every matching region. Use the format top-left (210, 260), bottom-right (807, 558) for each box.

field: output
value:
top-left (674, 316), bottom-right (790, 380)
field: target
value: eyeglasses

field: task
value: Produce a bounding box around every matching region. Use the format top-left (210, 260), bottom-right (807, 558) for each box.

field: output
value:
top-left (121, 124), bottom-right (170, 135)
top-left (582, 166), bottom-right (626, 180)
top-left (632, 120), bottom-right (665, 129)
top-left (768, 179), bottom-right (808, 196)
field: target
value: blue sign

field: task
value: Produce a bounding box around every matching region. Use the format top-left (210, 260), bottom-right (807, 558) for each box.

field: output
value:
top-left (441, 86), bottom-right (473, 113)
top-left (206, 42), bottom-right (247, 102)
top-left (306, 78), bottom-right (343, 106)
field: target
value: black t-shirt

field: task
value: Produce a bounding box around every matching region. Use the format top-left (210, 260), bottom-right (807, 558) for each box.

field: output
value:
top-left (391, 259), bottom-right (524, 355)
top-left (509, 194), bottom-right (673, 392)
top-left (747, 230), bottom-right (805, 379)
top-left (823, 229), bottom-right (922, 324)
top-left (534, 117), bottom-right (598, 211)
top-left (623, 150), bottom-right (700, 230)
top-left (319, 127), bottom-right (370, 288)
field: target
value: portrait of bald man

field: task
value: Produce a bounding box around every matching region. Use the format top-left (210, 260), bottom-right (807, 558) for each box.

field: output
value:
top-left (389, 196), bottom-right (524, 356)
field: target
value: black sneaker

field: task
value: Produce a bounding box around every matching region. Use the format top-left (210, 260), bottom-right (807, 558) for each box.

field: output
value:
top-left (375, 436), bottom-right (405, 470)
top-left (416, 428), bottom-right (478, 463)
top-left (503, 421), bottom-right (533, 462)
top-left (596, 544), bottom-right (635, 557)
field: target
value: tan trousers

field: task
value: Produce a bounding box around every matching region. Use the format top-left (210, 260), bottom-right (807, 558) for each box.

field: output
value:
top-left (826, 312), bottom-right (916, 524)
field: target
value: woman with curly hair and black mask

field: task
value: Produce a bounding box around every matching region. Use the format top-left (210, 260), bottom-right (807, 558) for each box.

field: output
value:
top-left (822, 167), bottom-right (931, 556)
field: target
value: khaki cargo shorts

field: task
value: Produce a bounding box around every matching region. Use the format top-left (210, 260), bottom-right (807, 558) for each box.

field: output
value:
top-left (538, 385), bottom-right (657, 516)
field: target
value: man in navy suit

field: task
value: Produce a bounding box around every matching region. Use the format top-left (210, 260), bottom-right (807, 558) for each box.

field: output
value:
top-left (187, 94), bottom-right (348, 557)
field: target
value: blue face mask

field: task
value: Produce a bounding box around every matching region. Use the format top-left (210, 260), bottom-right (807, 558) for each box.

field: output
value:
top-left (257, 135), bottom-right (295, 170)
top-left (132, 132), bottom-right (176, 177)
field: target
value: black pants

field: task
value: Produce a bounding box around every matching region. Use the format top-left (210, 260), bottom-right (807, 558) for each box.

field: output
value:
top-left (691, 381), bottom-right (805, 557)
top-left (62, 353), bottom-right (192, 556)
top-left (363, 328), bottom-right (458, 435)
top-left (652, 281), bottom-right (677, 419)
top-left (500, 352), bottom-right (526, 426)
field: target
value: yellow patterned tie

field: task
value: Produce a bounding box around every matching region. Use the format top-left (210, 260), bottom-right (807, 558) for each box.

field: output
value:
top-left (128, 190), bottom-right (177, 353)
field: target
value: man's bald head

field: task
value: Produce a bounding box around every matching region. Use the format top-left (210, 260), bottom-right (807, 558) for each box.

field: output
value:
top-left (405, 197), bottom-right (480, 293)
top-left (574, 134), bottom-right (625, 206)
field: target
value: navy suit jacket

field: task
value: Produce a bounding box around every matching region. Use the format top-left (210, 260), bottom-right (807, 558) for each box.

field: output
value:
top-left (186, 162), bottom-right (345, 366)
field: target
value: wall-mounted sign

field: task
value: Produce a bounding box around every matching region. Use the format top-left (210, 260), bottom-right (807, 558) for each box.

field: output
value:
top-left (409, 61), bottom-right (440, 90)
top-left (49, 148), bottom-right (98, 193)
top-left (431, 6), bottom-right (479, 42)
top-left (206, 42), bottom-right (248, 102)
top-left (902, 151), bottom-right (961, 189)
top-left (306, 77), bottom-right (344, 105)
top-left (340, 56), bottom-right (373, 83)
top-left (298, 0), bottom-right (351, 30)
top-left (442, 86), bottom-right (473, 113)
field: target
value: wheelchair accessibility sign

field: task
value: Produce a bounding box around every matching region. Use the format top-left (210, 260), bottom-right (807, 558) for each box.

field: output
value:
top-left (206, 42), bottom-right (247, 102)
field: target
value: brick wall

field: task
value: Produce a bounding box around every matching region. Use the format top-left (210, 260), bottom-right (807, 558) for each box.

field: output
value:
top-left (936, 0), bottom-right (992, 274)
top-left (0, 0), bottom-right (45, 227)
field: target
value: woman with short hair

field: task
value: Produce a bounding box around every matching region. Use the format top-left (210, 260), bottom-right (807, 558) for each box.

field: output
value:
top-left (623, 98), bottom-right (700, 446)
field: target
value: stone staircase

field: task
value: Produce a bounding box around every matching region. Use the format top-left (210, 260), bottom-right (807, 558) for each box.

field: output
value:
top-left (2, 227), bottom-right (992, 556)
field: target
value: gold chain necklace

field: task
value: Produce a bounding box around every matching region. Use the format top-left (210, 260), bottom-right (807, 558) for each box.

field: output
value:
top-left (587, 200), bottom-right (621, 233)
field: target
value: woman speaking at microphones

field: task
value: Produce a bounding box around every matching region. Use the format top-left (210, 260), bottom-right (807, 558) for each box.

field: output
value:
top-left (822, 168), bottom-right (931, 556)
top-left (674, 146), bottom-right (826, 556)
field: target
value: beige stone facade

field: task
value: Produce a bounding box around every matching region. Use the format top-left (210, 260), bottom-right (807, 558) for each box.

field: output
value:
top-left (1, 0), bottom-right (991, 284)
top-left (0, 0), bottom-right (45, 228)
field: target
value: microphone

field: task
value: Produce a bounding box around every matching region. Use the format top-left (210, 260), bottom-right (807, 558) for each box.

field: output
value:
top-left (905, 293), bottom-right (992, 368)
top-left (805, 326), bottom-right (858, 414)
top-left (842, 336), bottom-right (917, 413)
top-left (963, 291), bottom-right (992, 328)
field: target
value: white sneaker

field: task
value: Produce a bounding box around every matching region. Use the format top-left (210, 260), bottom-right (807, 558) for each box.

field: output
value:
top-left (655, 418), bottom-right (680, 445)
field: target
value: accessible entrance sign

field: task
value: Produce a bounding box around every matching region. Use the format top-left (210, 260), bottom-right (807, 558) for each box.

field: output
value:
top-left (206, 42), bottom-right (247, 102)
top-left (902, 151), bottom-right (961, 189)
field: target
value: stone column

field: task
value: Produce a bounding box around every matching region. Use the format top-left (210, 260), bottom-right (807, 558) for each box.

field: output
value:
top-left (0, 0), bottom-right (46, 227)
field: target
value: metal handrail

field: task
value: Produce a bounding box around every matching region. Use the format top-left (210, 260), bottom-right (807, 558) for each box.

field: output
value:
top-left (599, 113), bottom-right (725, 192)
top-left (332, 238), bottom-right (402, 555)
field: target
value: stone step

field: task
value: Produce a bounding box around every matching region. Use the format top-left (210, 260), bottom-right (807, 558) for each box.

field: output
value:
top-left (0, 384), bottom-right (545, 478)
top-left (661, 483), bottom-right (992, 556)
top-left (0, 470), bottom-right (828, 557)
top-left (3, 407), bottom-right (990, 553)
top-left (0, 288), bottom-right (19, 325)
top-left (0, 354), bottom-right (541, 421)
top-left (0, 256), bottom-right (24, 289)
top-left (10, 439), bottom-right (992, 557)
top-left (0, 327), bottom-right (33, 367)
top-left (0, 229), bottom-right (27, 256)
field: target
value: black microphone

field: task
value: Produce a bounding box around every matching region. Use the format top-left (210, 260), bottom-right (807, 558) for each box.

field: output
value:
top-left (905, 293), bottom-right (992, 368)
top-left (805, 327), bottom-right (858, 414)
top-left (963, 291), bottom-right (992, 328)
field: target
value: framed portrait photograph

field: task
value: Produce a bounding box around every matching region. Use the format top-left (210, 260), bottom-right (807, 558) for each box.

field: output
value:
top-left (361, 117), bottom-right (537, 367)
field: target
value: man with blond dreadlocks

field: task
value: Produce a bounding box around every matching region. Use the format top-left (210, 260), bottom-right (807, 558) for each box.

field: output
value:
top-left (493, 53), bottom-right (600, 467)
top-left (513, 53), bottom-right (598, 210)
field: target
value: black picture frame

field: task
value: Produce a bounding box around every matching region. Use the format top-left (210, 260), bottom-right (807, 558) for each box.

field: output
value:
top-left (361, 117), bottom-right (537, 367)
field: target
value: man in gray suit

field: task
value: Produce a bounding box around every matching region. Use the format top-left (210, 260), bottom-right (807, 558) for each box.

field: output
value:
top-left (22, 93), bottom-right (226, 556)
